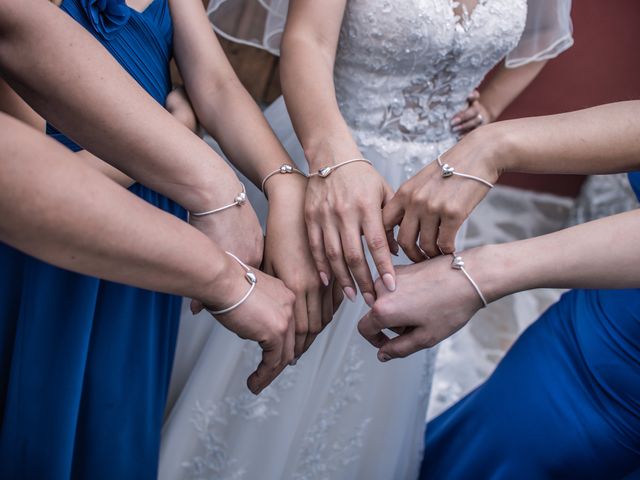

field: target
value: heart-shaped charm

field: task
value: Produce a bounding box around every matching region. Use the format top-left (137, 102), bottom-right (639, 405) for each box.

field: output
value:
top-left (235, 192), bottom-right (247, 205)
top-left (451, 256), bottom-right (465, 270)
top-left (441, 164), bottom-right (455, 178)
top-left (245, 271), bottom-right (257, 284)
top-left (318, 166), bottom-right (333, 177)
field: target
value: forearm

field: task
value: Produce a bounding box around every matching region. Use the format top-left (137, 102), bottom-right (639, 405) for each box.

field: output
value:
top-left (479, 61), bottom-right (546, 121)
top-left (485, 101), bottom-right (640, 175)
top-left (281, 35), bottom-right (359, 169)
top-left (0, 113), bottom-right (235, 307)
top-left (0, 0), bottom-right (238, 212)
top-left (192, 80), bottom-right (295, 189)
top-left (470, 209), bottom-right (640, 302)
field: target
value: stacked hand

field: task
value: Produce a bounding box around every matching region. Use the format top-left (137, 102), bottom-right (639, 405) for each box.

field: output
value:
top-left (383, 129), bottom-right (500, 258)
top-left (357, 252), bottom-right (489, 361)
top-left (207, 256), bottom-right (296, 395)
top-left (304, 154), bottom-right (398, 308)
top-left (451, 90), bottom-right (493, 135)
top-left (262, 174), bottom-right (343, 358)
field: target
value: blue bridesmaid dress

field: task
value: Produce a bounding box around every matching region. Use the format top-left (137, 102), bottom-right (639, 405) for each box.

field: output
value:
top-left (0, 1), bottom-right (185, 478)
top-left (420, 173), bottom-right (640, 479)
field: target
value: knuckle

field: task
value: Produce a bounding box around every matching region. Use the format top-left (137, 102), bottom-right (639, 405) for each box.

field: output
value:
top-left (325, 247), bottom-right (342, 262)
top-left (367, 234), bottom-right (388, 252)
top-left (343, 248), bottom-right (364, 267)
top-left (371, 299), bottom-right (391, 320)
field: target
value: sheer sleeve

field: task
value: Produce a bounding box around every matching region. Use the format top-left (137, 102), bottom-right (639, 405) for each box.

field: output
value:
top-left (506, 0), bottom-right (574, 68)
top-left (207, 0), bottom-right (289, 56)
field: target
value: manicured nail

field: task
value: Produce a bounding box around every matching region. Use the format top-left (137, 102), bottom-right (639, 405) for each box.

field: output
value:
top-left (363, 292), bottom-right (375, 308)
top-left (451, 125), bottom-right (461, 133)
top-left (343, 287), bottom-right (356, 302)
top-left (378, 351), bottom-right (391, 362)
top-left (319, 272), bottom-right (329, 287)
top-left (382, 273), bottom-right (396, 292)
top-left (451, 117), bottom-right (461, 126)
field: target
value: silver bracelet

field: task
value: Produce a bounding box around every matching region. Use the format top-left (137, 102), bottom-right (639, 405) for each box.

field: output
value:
top-left (450, 253), bottom-right (488, 308)
top-left (437, 155), bottom-right (494, 189)
top-left (260, 164), bottom-right (308, 192)
top-left (308, 158), bottom-right (373, 178)
top-left (207, 251), bottom-right (257, 316)
top-left (190, 183), bottom-right (247, 217)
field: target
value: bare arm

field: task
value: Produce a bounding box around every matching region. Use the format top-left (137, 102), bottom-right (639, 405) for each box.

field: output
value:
top-left (0, 0), bottom-right (263, 265)
top-left (0, 112), bottom-right (294, 394)
top-left (368, 100), bottom-right (640, 359)
top-left (170, 0), bottom-right (338, 356)
top-left (280, 0), bottom-right (397, 305)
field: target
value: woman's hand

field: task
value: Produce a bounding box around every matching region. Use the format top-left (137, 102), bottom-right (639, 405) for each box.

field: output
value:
top-left (207, 256), bottom-right (296, 395)
top-left (383, 127), bottom-right (500, 260)
top-left (263, 175), bottom-right (343, 358)
top-left (358, 249), bottom-right (491, 361)
top-left (451, 90), bottom-right (494, 135)
top-left (305, 147), bottom-right (398, 306)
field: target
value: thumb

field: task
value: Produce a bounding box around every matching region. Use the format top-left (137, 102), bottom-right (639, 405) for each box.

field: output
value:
top-left (377, 328), bottom-right (424, 362)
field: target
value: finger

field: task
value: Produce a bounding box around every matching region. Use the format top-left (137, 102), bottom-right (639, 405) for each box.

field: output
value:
top-left (247, 336), bottom-right (285, 395)
top-left (451, 105), bottom-right (478, 129)
top-left (323, 225), bottom-right (357, 302)
top-left (357, 310), bottom-right (391, 348)
top-left (306, 221), bottom-right (331, 287)
top-left (396, 214), bottom-right (424, 263)
top-left (302, 291), bottom-right (322, 353)
top-left (362, 213), bottom-right (396, 293)
top-left (293, 294), bottom-right (309, 358)
top-left (381, 182), bottom-right (400, 255)
top-left (455, 114), bottom-right (484, 134)
top-left (437, 215), bottom-right (461, 255)
top-left (339, 223), bottom-right (375, 304)
top-left (377, 327), bottom-right (427, 362)
top-left (417, 213), bottom-right (442, 258)
top-left (321, 284), bottom-right (334, 329)
top-left (382, 197), bottom-right (405, 257)
top-left (190, 298), bottom-right (204, 315)
top-left (467, 89), bottom-right (480, 103)
top-left (285, 304), bottom-right (296, 365)
top-left (332, 280), bottom-right (344, 313)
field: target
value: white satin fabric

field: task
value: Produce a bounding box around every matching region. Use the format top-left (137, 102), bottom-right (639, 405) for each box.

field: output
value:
top-left (160, 1), bottom-right (569, 479)
top-left (208, 0), bottom-right (573, 68)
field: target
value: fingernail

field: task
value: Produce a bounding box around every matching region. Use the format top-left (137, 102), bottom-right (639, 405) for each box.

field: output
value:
top-left (319, 272), bottom-right (329, 287)
top-left (451, 117), bottom-right (461, 126)
top-left (290, 358), bottom-right (298, 366)
top-left (343, 287), bottom-right (356, 302)
top-left (363, 292), bottom-right (375, 308)
top-left (378, 351), bottom-right (391, 362)
top-left (382, 273), bottom-right (396, 292)
top-left (451, 125), bottom-right (461, 133)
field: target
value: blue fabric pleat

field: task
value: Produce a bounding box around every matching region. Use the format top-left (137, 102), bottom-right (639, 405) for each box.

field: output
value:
top-left (0, 1), bottom-right (185, 478)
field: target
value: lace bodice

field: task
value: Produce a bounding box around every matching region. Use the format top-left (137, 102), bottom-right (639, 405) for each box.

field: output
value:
top-left (334, 0), bottom-right (527, 146)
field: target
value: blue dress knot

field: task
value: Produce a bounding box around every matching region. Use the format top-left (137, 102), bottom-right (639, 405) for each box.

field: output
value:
top-left (81, 0), bottom-right (131, 38)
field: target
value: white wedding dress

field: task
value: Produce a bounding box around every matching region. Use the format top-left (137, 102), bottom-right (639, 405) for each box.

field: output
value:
top-left (160, 1), bottom-right (572, 479)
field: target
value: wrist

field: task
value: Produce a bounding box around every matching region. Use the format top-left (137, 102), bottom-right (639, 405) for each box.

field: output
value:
top-left (461, 243), bottom-right (531, 304)
top-left (200, 250), bottom-right (253, 310)
top-left (303, 129), bottom-right (361, 171)
top-left (263, 166), bottom-right (308, 200)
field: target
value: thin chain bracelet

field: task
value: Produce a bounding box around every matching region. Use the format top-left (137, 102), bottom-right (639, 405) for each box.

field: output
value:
top-left (260, 164), bottom-right (308, 193)
top-left (207, 252), bottom-right (257, 316)
top-left (437, 155), bottom-right (494, 189)
top-left (190, 183), bottom-right (247, 217)
top-left (308, 158), bottom-right (373, 178)
top-left (450, 253), bottom-right (488, 308)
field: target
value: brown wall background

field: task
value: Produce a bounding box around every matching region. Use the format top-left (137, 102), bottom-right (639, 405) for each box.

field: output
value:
top-left (498, 0), bottom-right (640, 195)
